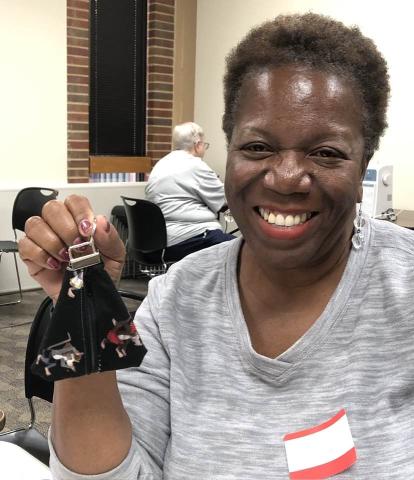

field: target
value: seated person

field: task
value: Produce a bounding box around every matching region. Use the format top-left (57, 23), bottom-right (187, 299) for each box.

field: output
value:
top-left (145, 122), bottom-right (235, 261)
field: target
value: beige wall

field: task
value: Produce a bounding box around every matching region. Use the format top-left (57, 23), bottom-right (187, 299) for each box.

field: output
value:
top-left (0, 0), bottom-right (67, 185)
top-left (194, 0), bottom-right (414, 209)
top-left (2, 1), bottom-right (412, 207)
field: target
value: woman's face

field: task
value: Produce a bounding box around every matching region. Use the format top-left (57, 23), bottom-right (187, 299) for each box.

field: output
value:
top-left (225, 65), bottom-right (366, 270)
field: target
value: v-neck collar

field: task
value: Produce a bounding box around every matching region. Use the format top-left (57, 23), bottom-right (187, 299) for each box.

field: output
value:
top-left (225, 220), bottom-right (371, 382)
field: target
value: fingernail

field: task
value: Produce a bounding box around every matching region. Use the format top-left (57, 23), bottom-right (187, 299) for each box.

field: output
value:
top-left (105, 220), bottom-right (111, 233)
top-left (47, 257), bottom-right (61, 269)
top-left (80, 219), bottom-right (92, 234)
top-left (58, 248), bottom-right (69, 261)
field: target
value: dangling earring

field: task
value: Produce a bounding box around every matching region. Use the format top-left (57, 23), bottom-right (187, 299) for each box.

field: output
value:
top-left (352, 203), bottom-right (365, 250)
top-left (223, 209), bottom-right (234, 224)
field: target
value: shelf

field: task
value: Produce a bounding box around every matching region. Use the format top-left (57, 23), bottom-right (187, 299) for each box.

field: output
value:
top-left (89, 156), bottom-right (152, 173)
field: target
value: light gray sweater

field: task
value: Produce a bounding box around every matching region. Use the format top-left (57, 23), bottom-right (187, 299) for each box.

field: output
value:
top-left (50, 218), bottom-right (414, 479)
top-left (145, 150), bottom-right (225, 246)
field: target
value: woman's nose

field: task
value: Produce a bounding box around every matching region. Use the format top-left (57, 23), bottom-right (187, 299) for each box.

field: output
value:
top-left (263, 150), bottom-right (311, 195)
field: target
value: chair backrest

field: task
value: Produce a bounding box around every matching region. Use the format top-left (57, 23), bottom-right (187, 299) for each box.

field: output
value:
top-left (12, 187), bottom-right (58, 232)
top-left (121, 196), bottom-right (167, 254)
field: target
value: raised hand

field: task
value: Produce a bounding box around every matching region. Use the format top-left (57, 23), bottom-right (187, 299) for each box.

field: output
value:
top-left (18, 194), bottom-right (126, 301)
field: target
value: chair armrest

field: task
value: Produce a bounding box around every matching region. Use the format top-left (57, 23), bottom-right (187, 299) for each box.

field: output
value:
top-left (0, 410), bottom-right (5, 432)
top-left (118, 289), bottom-right (146, 302)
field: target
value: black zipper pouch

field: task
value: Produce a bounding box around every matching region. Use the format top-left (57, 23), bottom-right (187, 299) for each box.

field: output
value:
top-left (30, 262), bottom-right (147, 382)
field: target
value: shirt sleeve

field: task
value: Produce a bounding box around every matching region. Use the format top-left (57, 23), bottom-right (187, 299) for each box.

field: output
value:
top-left (48, 276), bottom-right (171, 480)
top-left (118, 276), bottom-right (171, 475)
top-left (193, 161), bottom-right (226, 213)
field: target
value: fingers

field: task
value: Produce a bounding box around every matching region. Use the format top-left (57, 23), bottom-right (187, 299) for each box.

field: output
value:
top-left (64, 195), bottom-right (95, 238)
top-left (19, 235), bottom-right (65, 300)
top-left (22, 217), bottom-right (67, 266)
top-left (42, 199), bottom-right (79, 247)
top-left (19, 236), bottom-right (58, 273)
top-left (19, 193), bottom-right (126, 296)
top-left (22, 194), bottom-right (125, 280)
top-left (94, 215), bottom-right (126, 264)
top-left (22, 196), bottom-right (91, 271)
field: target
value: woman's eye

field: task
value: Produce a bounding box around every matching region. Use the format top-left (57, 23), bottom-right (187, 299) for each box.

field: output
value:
top-left (311, 149), bottom-right (344, 159)
top-left (243, 143), bottom-right (270, 152)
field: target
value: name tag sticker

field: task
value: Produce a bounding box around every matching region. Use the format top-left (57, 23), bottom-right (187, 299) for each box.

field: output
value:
top-left (283, 409), bottom-right (356, 479)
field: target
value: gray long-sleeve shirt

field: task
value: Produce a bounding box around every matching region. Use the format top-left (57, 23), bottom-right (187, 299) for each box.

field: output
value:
top-left (145, 150), bottom-right (225, 246)
top-left (50, 217), bottom-right (414, 479)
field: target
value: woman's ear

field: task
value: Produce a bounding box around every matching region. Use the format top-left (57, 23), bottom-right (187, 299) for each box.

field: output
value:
top-left (357, 183), bottom-right (364, 204)
top-left (360, 151), bottom-right (373, 180)
top-left (357, 154), bottom-right (370, 203)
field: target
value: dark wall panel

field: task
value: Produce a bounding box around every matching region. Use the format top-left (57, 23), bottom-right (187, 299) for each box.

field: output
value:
top-left (90, 0), bottom-right (147, 155)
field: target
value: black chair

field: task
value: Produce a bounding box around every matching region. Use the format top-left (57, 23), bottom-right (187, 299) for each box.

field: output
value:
top-left (0, 187), bottom-right (58, 306)
top-left (0, 410), bottom-right (5, 431)
top-left (0, 289), bottom-right (144, 465)
top-left (0, 297), bottom-right (52, 465)
top-left (111, 204), bottom-right (139, 279)
top-left (121, 196), bottom-right (174, 277)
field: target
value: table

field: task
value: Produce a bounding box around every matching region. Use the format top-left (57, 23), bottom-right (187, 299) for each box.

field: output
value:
top-left (395, 210), bottom-right (414, 229)
top-left (0, 441), bottom-right (52, 479)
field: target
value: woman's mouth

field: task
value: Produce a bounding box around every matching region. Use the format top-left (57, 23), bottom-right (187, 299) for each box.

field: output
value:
top-left (257, 207), bottom-right (318, 227)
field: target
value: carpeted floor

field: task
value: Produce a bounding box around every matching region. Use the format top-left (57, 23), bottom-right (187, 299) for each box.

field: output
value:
top-left (0, 278), bottom-right (147, 438)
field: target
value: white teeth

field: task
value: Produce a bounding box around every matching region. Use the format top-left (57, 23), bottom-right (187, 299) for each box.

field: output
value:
top-left (260, 207), bottom-right (270, 220)
top-left (259, 209), bottom-right (312, 227)
top-left (285, 215), bottom-right (294, 227)
top-left (275, 214), bottom-right (285, 226)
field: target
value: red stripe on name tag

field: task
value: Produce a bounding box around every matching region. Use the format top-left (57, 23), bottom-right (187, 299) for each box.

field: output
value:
top-left (284, 409), bottom-right (346, 441)
top-left (289, 446), bottom-right (357, 479)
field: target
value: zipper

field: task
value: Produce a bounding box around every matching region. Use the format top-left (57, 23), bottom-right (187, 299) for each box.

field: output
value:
top-left (79, 287), bottom-right (89, 374)
top-left (85, 284), bottom-right (97, 373)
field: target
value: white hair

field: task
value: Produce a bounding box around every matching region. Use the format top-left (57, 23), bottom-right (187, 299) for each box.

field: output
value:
top-left (172, 122), bottom-right (204, 151)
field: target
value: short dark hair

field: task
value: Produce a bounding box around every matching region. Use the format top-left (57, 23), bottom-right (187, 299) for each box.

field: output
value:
top-left (222, 13), bottom-right (390, 160)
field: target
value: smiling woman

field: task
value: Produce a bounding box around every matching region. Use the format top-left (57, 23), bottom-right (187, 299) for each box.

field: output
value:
top-left (225, 66), bottom-right (366, 272)
top-left (19, 12), bottom-right (414, 480)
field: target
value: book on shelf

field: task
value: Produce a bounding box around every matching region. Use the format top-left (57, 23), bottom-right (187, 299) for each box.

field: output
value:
top-left (89, 172), bottom-right (143, 183)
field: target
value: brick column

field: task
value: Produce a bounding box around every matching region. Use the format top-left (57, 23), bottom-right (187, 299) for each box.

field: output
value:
top-left (67, 0), bottom-right (90, 183)
top-left (147, 0), bottom-right (175, 166)
top-left (66, 0), bottom-right (176, 181)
